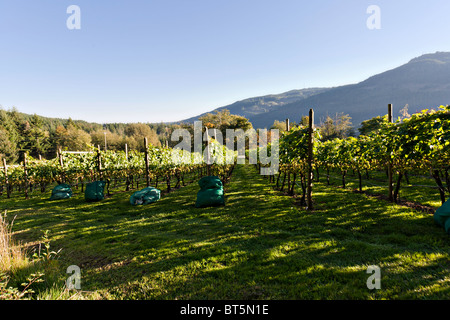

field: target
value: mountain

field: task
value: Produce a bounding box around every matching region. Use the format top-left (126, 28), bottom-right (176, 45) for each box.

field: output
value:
top-left (179, 87), bottom-right (331, 124)
top-left (247, 52), bottom-right (450, 129)
top-left (10, 52), bottom-right (450, 132)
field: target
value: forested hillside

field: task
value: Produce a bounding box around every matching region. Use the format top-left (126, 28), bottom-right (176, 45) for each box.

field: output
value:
top-left (0, 108), bottom-right (167, 163)
top-left (0, 108), bottom-right (253, 164)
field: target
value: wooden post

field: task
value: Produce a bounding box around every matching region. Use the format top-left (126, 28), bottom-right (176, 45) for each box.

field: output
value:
top-left (205, 127), bottom-right (211, 176)
top-left (59, 149), bottom-right (63, 166)
top-left (97, 145), bottom-right (102, 179)
top-left (285, 119), bottom-right (290, 131)
top-left (125, 143), bottom-right (131, 191)
top-left (307, 109), bottom-right (314, 210)
top-left (59, 148), bottom-right (65, 183)
top-left (3, 158), bottom-right (10, 199)
top-left (144, 137), bottom-right (150, 187)
top-left (23, 153), bottom-right (29, 199)
top-left (387, 104), bottom-right (394, 202)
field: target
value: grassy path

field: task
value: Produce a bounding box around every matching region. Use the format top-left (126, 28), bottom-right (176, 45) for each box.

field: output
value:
top-left (4, 164), bottom-right (450, 299)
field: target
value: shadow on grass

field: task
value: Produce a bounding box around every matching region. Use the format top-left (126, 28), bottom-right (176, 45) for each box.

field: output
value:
top-left (2, 165), bottom-right (449, 299)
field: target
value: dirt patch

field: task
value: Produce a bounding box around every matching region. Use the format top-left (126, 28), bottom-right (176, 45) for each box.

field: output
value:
top-left (62, 250), bottom-right (116, 269)
top-left (78, 255), bottom-right (114, 269)
top-left (94, 259), bottom-right (133, 272)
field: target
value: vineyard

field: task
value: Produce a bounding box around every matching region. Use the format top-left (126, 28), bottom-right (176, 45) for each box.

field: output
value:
top-left (262, 105), bottom-right (450, 210)
top-left (3, 106), bottom-right (449, 207)
top-left (1, 106), bottom-right (449, 301)
top-left (0, 140), bottom-right (235, 199)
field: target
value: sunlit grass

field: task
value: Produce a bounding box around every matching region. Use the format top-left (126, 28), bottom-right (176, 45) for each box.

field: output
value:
top-left (0, 165), bottom-right (449, 299)
top-left (321, 168), bottom-right (444, 208)
top-left (0, 212), bottom-right (29, 274)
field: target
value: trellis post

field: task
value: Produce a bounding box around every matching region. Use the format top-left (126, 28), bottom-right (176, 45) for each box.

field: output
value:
top-left (3, 158), bottom-right (10, 199)
top-left (97, 145), bottom-right (102, 179)
top-left (144, 137), bottom-right (150, 187)
top-left (59, 148), bottom-right (66, 183)
top-left (307, 109), bottom-right (314, 210)
top-left (23, 153), bottom-right (29, 199)
top-left (387, 104), bottom-right (394, 202)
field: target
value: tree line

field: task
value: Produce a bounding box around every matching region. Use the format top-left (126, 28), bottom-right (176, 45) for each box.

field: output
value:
top-left (270, 104), bottom-right (412, 140)
top-left (0, 107), bottom-right (253, 164)
top-left (1, 103), bottom-right (408, 165)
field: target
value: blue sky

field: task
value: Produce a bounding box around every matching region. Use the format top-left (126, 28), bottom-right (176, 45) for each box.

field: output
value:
top-left (1, 0), bottom-right (450, 123)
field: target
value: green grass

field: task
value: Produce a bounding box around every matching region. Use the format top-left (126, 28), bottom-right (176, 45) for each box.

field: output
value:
top-left (1, 165), bottom-right (449, 299)
top-left (321, 168), bottom-right (445, 208)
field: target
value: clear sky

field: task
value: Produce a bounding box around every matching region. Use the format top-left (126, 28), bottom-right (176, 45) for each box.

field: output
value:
top-left (1, 0), bottom-right (450, 123)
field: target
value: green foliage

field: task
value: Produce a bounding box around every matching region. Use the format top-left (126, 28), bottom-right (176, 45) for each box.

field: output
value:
top-left (318, 113), bottom-right (354, 141)
top-left (358, 115), bottom-right (388, 136)
top-left (2, 140), bottom-right (236, 198)
top-left (276, 105), bottom-right (450, 200)
top-left (0, 228), bottom-right (63, 300)
top-left (200, 109), bottom-right (253, 132)
top-left (270, 120), bottom-right (288, 132)
top-left (279, 126), bottom-right (320, 176)
top-left (0, 108), bottom-right (252, 162)
top-left (32, 230), bottom-right (61, 263)
top-left (0, 272), bottom-right (44, 300)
